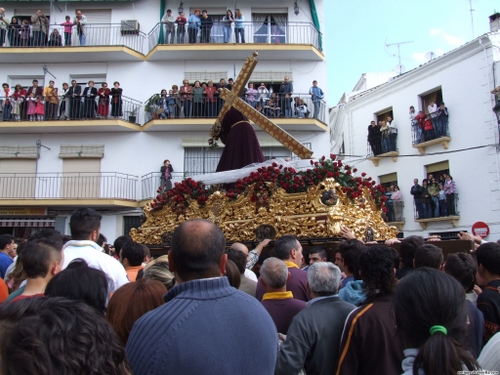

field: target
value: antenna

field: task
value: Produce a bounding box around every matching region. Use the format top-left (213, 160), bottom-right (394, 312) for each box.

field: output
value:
top-left (385, 39), bottom-right (413, 74)
top-left (425, 51), bottom-right (436, 61)
top-left (468, 0), bottom-right (475, 38)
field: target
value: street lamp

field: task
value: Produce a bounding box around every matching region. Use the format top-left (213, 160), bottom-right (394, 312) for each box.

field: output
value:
top-left (178, 2), bottom-right (184, 15)
top-left (294, 1), bottom-right (299, 15)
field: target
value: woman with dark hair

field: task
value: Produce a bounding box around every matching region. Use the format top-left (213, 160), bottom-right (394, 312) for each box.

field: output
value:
top-left (106, 279), bottom-right (167, 345)
top-left (44, 259), bottom-right (109, 315)
top-left (0, 297), bottom-right (131, 375)
top-left (222, 10), bottom-right (234, 43)
top-left (394, 268), bottom-right (479, 375)
top-left (8, 17), bottom-right (21, 47)
top-left (110, 81), bottom-right (123, 119)
top-left (160, 159), bottom-right (173, 191)
top-left (420, 179), bottom-right (432, 219)
top-left (97, 82), bottom-right (110, 118)
top-left (225, 259), bottom-right (241, 288)
top-left (82, 80), bottom-right (97, 119)
top-left (444, 175), bottom-right (457, 216)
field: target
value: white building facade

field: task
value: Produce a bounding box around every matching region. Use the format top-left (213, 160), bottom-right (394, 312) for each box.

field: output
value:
top-left (330, 29), bottom-right (500, 239)
top-left (0, 0), bottom-right (329, 241)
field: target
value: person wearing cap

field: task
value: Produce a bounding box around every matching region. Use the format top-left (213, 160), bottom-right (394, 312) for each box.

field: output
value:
top-left (162, 9), bottom-right (176, 44)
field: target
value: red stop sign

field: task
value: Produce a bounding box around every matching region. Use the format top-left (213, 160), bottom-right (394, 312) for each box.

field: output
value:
top-left (472, 222), bottom-right (490, 239)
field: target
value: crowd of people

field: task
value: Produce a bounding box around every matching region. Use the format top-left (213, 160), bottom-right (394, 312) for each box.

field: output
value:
top-left (1, 209), bottom-right (500, 375)
top-left (409, 102), bottom-right (449, 144)
top-left (411, 173), bottom-right (457, 219)
top-left (367, 116), bottom-right (398, 155)
top-left (153, 77), bottom-right (324, 120)
top-left (0, 8), bottom-right (87, 47)
top-left (0, 79), bottom-right (124, 121)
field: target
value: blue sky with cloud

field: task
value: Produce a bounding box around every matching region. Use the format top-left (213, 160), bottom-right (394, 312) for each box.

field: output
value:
top-left (324, 0), bottom-right (499, 106)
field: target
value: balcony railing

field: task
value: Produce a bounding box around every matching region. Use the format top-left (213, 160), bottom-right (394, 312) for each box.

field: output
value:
top-left (384, 200), bottom-right (404, 223)
top-left (4, 21), bottom-right (321, 55)
top-left (4, 23), bottom-right (148, 54)
top-left (412, 193), bottom-right (459, 220)
top-left (0, 94), bottom-right (143, 124)
top-left (0, 172), bottom-right (138, 200)
top-left (366, 135), bottom-right (398, 158)
top-left (144, 93), bottom-right (327, 124)
top-left (140, 172), bottom-right (185, 201)
top-left (411, 116), bottom-right (450, 145)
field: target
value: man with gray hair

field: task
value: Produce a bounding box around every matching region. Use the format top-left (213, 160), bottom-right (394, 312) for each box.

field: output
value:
top-left (276, 262), bottom-right (356, 375)
top-left (260, 257), bottom-right (306, 334)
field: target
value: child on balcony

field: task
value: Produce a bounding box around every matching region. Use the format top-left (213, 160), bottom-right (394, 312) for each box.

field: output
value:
top-left (26, 93), bottom-right (37, 121)
top-left (60, 16), bottom-right (74, 46)
top-left (35, 95), bottom-right (45, 121)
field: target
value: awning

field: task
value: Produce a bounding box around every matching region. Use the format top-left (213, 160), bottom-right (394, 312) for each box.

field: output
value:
top-left (0, 218), bottom-right (55, 227)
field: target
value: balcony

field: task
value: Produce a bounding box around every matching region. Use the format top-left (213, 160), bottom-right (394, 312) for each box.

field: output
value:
top-left (0, 172), bottom-right (139, 208)
top-left (142, 93), bottom-right (328, 132)
top-left (1, 24), bottom-right (148, 63)
top-left (412, 193), bottom-right (460, 229)
top-left (147, 22), bottom-right (323, 61)
top-left (0, 95), bottom-right (144, 134)
top-left (411, 117), bottom-right (451, 154)
top-left (366, 138), bottom-right (399, 166)
top-left (384, 200), bottom-right (405, 231)
top-left (2, 22), bottom-right (322, 61)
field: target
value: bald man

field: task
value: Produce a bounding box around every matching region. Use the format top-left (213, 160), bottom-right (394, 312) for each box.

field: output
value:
top-left (230, 242), bottom-right (258, 282)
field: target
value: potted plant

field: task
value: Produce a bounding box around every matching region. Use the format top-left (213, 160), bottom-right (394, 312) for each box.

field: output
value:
top-left (145, 93), bottom-right (160, 119)
top-left (128, 105), bottom-right (139, 124)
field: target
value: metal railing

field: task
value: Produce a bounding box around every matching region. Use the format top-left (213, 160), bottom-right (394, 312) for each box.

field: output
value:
top-left (144, 92), bottom-right (327, 123)
top-left (140, 172), bottom-right (185, 200)
top-left (384, 200), bottom-right (404, 223)
top-left (366, 135), bottom-right (398, 157)
top-left (0, 94), bottom-right (143, 124)
top-left (0, 172), bottom-right (138, 200)
top-left (411, 116), bottom-right (450, 145)
top-left (413, 193), bottom-right (459, 220)
top-left (149, 21), bottom-right (321, 51)
top-left (4, 23), bottom-right (148, 54)
top-left (4, 21), bottom-right (321, 55)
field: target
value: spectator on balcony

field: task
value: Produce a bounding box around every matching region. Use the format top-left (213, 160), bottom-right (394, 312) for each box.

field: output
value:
top-left (187, 9), bottom-right (201, 44)
top-left (234, 9), bottom-right (245, 43)
top-left (428, 178), bottom-right (439, 218)
top-left (82, 80), bottom-right (97, 119)
top-left (171, 84), bottom-right (181, 117)
top-left (8, 17), bottom-right (20, 47)
top-left (59, 82), bottom-right (69, 120)
top-left (167, 90), bottom-right (176, 118)
top-left (279, 76), bottom-right (293, 118)
top-left (26, 93), bottom-right (37, 121)
top-left (444, 175), bottom-right (456, 216)
top-left (284, 93), bottom-right (293, 118)
top-left (227, 78), bottom-right (235, 91)
top-left (414, 110), bottom-right (425, 143)
top-left (19, 19), bottom-right (30, 47)
top-left (204, 80), bottom-right (217, 117)
top-left (48, 29), bottom-right (62, 46)
top-left (34, 94), bottom-right (45, 121)
top-left (420, 179), bottom-right (432, 219)
top-left (437, 183), bottom-right (447, 216)
top-left (436, 103), bottom-right (449, 137)
top-left (245, 83), bottom-right (258, 108)
top-left (97, 82), bottom-right (110, 119)
top-left (392, 186), bottom-right (403, 222)
top-left (409, 105), bottom-right (418, 133)
top-left (11, 84), bottom-right (26, 121)
top-left (367, 120), bottom-right (381, 156)
top-left (68, 79), bottom-right (82, 119)
top-left (43, 80), bottom-right (55, 117)
top-left (256, 102), bottom-right (263, 114)
top-left (157, 89), bottom-right (169, 119)
top-left (257, 82), bottom-right (269, 106)
top-left (160, 159), bottom-right (173, 191)
top-left (74, 9), bottom-right (87, 46)
top-left (47, 87), bottom-right (59, 120)
top-left (428, 101), bottom-right (438, 132)
top-left (175, 12), bottom-right (187, 43)
top-left (180, 79), bottom-right (193, 118)
top-left (384, 186), bottom-right (395, 222)
top-left (60, 15), bottom-right (74, 46)
top-left (423, 114), bottom-right (434, 141)
top-left (411, 178), bottom-right (423, 219)
top-left (110, 81), bottom-right (122, 119)
top-left (1, 83), bottom-right (13, 121)
top-left (309, 80), bottom-right (324, 119)
top-left (222, 10), bottom-right (234, 43)
top-left (192, 81), bottom-right (204, 117)
top-left (387, 116), bottom-right (397, 151)
top-left (200, 10), bottom-right (213, 44)
top-left (271, 25), bottom-right (285, 44)
top-left (298, 98), bottom-right (310, 118)
top-left (31, 10), bottom-right (49, 46)
top-left (380, 120), bottom-right (390, 154)
top-left (162, 9), bottom-right (175, 44)
top-left (216, 78), bottom-right (228, 112)
top-left (0, 8), bottom-right (8, 47)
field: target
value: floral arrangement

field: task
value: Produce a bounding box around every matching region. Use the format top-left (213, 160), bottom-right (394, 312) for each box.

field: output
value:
top-left (150, 155), bottom-right (387, 212)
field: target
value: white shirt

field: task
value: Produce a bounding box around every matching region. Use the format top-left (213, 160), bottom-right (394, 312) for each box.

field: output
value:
top-left (244, 268), bottom-right (258, 282)
top-left (428, 103), bottom-right (438, 117)
top-left (62, 240), bottom-right (129, 292)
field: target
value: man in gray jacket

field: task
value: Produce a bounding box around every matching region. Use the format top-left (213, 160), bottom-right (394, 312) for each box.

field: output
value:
top-left (31, 9), bottom-right (49, 46)
top-left (275, 262), bottom-right (355, 375)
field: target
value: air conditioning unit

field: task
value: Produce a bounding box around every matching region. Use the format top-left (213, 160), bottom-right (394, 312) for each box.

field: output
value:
top-left (121, 20), bottom-right (140, 35)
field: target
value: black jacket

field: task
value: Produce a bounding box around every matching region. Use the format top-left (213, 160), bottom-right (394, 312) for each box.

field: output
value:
top-left (410, 184), bottom-right (421, 199)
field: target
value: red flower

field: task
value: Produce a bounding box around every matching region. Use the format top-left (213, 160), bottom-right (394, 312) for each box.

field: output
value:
top-left (361, 172), bottom-right (367, 177)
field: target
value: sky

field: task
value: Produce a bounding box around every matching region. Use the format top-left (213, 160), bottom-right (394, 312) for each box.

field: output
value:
top-left (324, 0), bottom-right (499, 106)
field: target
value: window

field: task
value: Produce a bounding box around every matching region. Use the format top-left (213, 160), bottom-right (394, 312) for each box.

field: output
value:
top-left (420, 87), bottom-right (444, 114)
top-left (123, 216), bottom-right (142, 237)
top-left (184, 71), bottom-right (228, 83)
top-left (62, 159), bottom-right (101, 198)
top-left (375, 107), bottom-right (393, 123)
top-left (425, 160), bottom-right (449, 182)
top-left (252, 14), bottom-right (287, 44)
top-left (70, 75), bottom-right (107, 88)
top-left (379, 172), bottom-right (398, 191)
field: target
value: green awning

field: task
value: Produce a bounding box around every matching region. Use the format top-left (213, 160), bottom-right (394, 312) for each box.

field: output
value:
top-left (309, 0), bottom-right (322, 51)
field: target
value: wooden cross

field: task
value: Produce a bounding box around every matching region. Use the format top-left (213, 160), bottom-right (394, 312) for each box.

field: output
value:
top-left (212, 52), bottom-right (313, 159)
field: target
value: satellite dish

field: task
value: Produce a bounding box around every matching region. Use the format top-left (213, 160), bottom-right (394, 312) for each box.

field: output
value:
top-left (425, 51), bottom-right (436, 61)
top-left (394, 64), bottom-right (405, 74)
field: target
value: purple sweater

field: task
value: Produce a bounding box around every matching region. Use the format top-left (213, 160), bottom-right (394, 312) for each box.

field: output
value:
top-left (256, 265), bottom-right (310, 302)
top-left (261, 292), bottom-right (307, 334)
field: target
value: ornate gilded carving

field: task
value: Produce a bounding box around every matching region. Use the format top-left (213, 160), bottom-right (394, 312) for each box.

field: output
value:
top-left (131, 178), bottom-right (398, 245)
